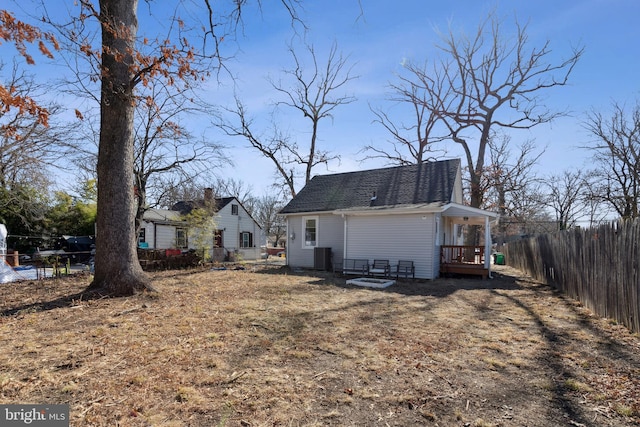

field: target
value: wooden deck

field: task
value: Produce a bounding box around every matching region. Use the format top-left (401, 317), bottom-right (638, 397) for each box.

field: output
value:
top-left (440, 245), bottom-right (489, 279)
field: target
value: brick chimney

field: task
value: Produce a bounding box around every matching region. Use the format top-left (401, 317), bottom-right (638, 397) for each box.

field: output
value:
top-left (204, 187), bottom-right (214, 204)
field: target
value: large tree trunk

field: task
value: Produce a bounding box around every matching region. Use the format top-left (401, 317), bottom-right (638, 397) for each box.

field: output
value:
top-left (88, 0), bottom-right (154, 296)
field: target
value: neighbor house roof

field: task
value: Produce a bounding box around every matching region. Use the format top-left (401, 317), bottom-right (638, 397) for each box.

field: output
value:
top-left (171, 196), bottom-right (262, 229)
top-left (172, 196), bottom-right (235, 215)
top-left (142, 208), bottom-right (185, 225)
top-left (280, 159), bottom-right (461, 214)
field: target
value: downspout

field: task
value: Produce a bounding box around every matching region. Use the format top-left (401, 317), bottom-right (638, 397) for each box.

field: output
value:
top-left (484, 216), bottom-right (492, 278)
top-left (342, 214), bottom-right (348, 260)
top-left (435, 215), bottom-right (441, 278)
top-left (285, 218), bottom-right (290, 266)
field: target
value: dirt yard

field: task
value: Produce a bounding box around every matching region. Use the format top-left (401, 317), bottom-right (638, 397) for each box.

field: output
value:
top-left (0, 264), bottom-right (638, 426)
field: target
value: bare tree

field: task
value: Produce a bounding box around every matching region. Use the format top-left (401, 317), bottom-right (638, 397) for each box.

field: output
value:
top-left (581, 170), bottom-right (615, 227)
top-left (363, 61), bottom-right (449, 164)
top-left (0, 64), bottom-right (69, 185)
top-left (156, 179), bottom-right (208, 210)
top-left (212, 177), bottom-right (256, 210)
top-left (217, 42), bottom-right (357, 197)
top-left (583, 100), bottom-right (640, 220)
top-left (217, 97), bottom-right (298, 196)
top-left (480, 134), bottom-right (545, 241)
top-left (397, 13), bottom-right (582, 215)
top-left (272, 42), bottom-right (357, 186)
top-left (131, 80), bottom-right (228, 237)
top-left (0, 13), bottom-right (63, 236)
top-left (253, 194), bottom-right (287, 247)
top-left (29, 0), bottom-right (302, 295)
top-left (543, 170), bottom-right (586, 231)
top-left (51, 15), bottom-right (229, 245)
top-left (70, 86), bottom-right (227, 231)
top-left (0, 63), bottom-right (73, 235)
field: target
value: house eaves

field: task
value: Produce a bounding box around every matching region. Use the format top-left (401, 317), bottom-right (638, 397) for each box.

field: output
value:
top-left (331, 202), bottom-right (499, 224)
top-left (143, 208), bottom-right (185, 225)
top-left (147, 219), bottom-right (187, 226)
top-left (279, 209), bottom-right (336, 217)
top-left (441, 203), bottom-right (500, 225)
top-left (332, 202), bottom-right (446, 216)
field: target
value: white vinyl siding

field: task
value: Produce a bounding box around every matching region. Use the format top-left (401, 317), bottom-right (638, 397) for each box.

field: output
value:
top-left (286, 214), bottom-right (344, 268)
top-left (345, 213), bottom-right (436, 279)
top-left (285, 213), bottom-right (437, 277)
top-left (140, 202), bottom-right (261, 260)
top-left (320, 214), bottom-right (345, 264)
top-left (215, 200), bottom-right (261, 260)
top-left (155, 224), bottom-right (177, 249)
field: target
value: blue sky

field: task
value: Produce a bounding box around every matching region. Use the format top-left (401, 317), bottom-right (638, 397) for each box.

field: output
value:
top-left (3, 0), bottom-right (640, 198)
top-left (208, 0), bottom-right (640, 196)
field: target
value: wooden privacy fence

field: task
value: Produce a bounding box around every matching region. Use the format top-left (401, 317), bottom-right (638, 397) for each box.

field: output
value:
top-left (502, 220), bottom-right (640, 333)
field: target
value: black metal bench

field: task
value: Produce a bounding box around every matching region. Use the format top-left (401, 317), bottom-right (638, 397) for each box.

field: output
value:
top-left (395, 260), bottom-right (415, 279)
top-left (370, 259), bottom-right (391, 278)
top-left (334, 258), bottom-right (369, 276)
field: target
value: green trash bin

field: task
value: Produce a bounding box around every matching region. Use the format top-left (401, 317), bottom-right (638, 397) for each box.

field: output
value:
top-left (494, 252), bottom-right (505, 265)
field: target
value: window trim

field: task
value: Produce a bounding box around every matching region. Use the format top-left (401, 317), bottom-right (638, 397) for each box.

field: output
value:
top-left (175, 227), bottom-right (188, 249)
top-left (239, 231), bottom-right (253, 248)
top-left (302, 216), bottom-right (318, 249)
top-left (231, 204), bottom-right (239, 215)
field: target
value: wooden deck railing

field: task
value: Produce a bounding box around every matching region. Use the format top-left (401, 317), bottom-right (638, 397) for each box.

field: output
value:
top-left (441, 245), bottom-right (485, 265)
top-left (440, 245), bottom-right (488, 278)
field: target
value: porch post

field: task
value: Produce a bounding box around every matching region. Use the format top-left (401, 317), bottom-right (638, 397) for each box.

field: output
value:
top-left (484, 216), bottom-right (491, 275)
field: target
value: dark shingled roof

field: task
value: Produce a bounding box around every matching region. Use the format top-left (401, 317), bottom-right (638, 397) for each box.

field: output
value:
top-left (172, 196), bottom-right (235, 215)
top-left (280, 159), bottom-right (460, 214)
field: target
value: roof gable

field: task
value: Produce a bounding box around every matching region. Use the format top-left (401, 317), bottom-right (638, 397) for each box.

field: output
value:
top-left (280, 159), bottom-right (461, 214)
top-left (214, 197), bottom-right (236, 210)
top-left (171, 196), bottom-right (261, 229)
top-left (172, 196), bottom-right (234, 215)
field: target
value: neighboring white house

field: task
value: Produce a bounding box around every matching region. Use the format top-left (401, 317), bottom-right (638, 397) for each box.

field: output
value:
top-left (139, 208), bottom-right (186, 250)
top-left (279, 159), bottom-right (499, 279)
top-left (140, 191), bottom-right (262, 261)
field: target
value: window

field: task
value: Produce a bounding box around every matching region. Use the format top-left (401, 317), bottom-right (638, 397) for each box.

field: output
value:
top-left (240, 231), bottom-right (253, 248)
top-left (303, 216), bottom-right (318, 248)
top-left (231, 204), bottom-right (239, 215)
top-left (175, 228), bottom-right (187, 248)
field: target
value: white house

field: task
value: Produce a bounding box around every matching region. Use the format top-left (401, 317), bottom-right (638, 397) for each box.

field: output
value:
top-left (139, 208), bottom-right (186, 250)
top-left (279, 159), bottom-right (499, 279)
top-left (140, 191), bottom-right (262, 261)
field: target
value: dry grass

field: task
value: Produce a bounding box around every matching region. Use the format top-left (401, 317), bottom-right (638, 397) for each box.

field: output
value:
top-left (1, 264), bottom-right (639, 426)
